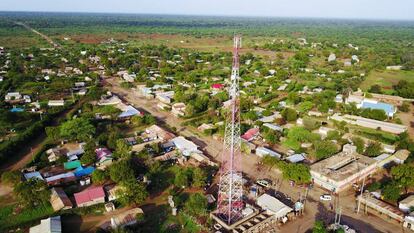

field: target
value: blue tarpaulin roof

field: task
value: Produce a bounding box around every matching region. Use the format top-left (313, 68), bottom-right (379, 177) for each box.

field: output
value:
top-left (74, 166), bottom-right (95, 177)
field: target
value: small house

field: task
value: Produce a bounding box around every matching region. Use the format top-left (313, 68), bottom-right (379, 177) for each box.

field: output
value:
top-left (256, 147), bottom-right (281, 159)
top-left (171, 103), bottom-right (186, 117)
top-left (241, 128), bottom-right (260, 142)
top-left (399, 195), bottom-right (414, 213)
top-left (50, 187), bottom-right (73, 211)
top-left (74, 186), bottom-right (105, 207)
top-left (48, 100), bottom-right (65, 107)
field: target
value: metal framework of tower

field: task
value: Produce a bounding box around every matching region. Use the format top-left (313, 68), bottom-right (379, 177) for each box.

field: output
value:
top-left (216, 35), bottom-right (243, 225)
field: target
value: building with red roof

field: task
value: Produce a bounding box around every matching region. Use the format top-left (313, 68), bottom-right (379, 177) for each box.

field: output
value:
top-left (211, 83), bottom-right (224, 89)
top-left (74, 186), bottom-right (105, 207)
top-left (241, 128), bottom-right (260, 142)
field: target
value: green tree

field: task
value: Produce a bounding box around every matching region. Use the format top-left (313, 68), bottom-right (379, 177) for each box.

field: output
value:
top-left (391, 164), bottom-right (414, 192)
top-left (117, 180), bottom-right (148, 205)
top-left (1, 170), bottom-right (21, 185)
top-left (80, 140), bottom-right (97, 165)
top-left (281, 108), bottom-right (298, 122)
top-left (192, 167), bottom-right (207, 188)
top-left (363, 142), bottom-right (382, 157)
top-left (297, 101), bottom-right (314, 113)
top-left (45, 126), bottom-right (61, 142)
top-left (313, 220), bottom-right (327, 233)
top-left (184, 193), bottom-right (207, 217)
top-left (14, 179), bottom-right (51, 208)
top-left (303, 117), bottom-right (320, 131)
top-left (91, 169), bottom-right (107, 184)
top-left (351, 137), bottom-right (365, 154)
top-left (314, 140), bottom-right (338, 160)
top-left (382, 182), bottom-right (401, 202)
top-left (109, 160), bottom-right (135, 183)
top-left (114, 139), bottom-right (131, 159)
top-left (60, 118), bottom-right (95, 141)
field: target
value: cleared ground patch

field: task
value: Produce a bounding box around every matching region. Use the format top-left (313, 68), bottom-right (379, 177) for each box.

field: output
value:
top-left (361, 70), bottom-right (414, 93)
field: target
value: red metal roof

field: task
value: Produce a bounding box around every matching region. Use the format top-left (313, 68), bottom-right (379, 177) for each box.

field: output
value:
top-left (241, 128), bottom-right (260, 141)
top-left (211, 83), bottom-right (224, 89)
top-left (74, 186), bottom-right (105, 206)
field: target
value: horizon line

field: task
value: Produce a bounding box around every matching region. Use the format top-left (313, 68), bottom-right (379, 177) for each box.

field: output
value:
top-left (1, 10), bottom-right (414, 22)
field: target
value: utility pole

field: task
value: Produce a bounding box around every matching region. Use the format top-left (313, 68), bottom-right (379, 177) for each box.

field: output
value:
top-left (357, 176), bottom-right (366, 214)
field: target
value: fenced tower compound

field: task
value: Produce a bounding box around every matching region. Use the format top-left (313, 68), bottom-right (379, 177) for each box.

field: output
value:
top-left (216, 35), bottom-right (244, 225)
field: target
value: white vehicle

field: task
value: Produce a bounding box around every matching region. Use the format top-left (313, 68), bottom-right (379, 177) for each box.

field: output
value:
top-left (320, 194), bottom-right (332, 201)
top-left (213, 224), bottom-right (222, 230)
top-left (256, 179), bottom-right (270, 188)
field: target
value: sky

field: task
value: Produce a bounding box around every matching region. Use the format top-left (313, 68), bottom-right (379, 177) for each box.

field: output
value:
top-left (0, 0), bottom-right (413, 21)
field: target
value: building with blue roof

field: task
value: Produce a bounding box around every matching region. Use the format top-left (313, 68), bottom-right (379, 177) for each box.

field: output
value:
top-left (74, 166), bottom-right (95, 177)
top-left (361, 100), bottom-right (396, 118)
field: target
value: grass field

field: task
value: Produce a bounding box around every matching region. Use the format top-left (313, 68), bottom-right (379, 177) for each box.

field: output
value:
top-left (361, 70), bottom-right (414, 93)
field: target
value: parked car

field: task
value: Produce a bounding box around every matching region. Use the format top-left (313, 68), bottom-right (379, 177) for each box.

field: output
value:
top-left (256, 179), bottom-right (270, 188)
top-left (320, 194), bottom-right (332, 201)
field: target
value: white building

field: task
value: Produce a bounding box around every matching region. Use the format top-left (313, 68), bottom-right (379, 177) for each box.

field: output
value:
top-left (257, 194), bottom-right (293, 220)
top-left (330, 114), bottom-right (406, 134)
top-left (5, 92), bottom-right (22, 101)
top-left (29, 216), bottom-right (61, 233)
top-left (256, 147), bottom-right (281, 159)
top-left (48, 100), bottom-right (65, 107)
top-left (399, 195), bottom-right (414, 213)
top-left (310, 144), bottom-right (378, 193)
top-left (328, 53), bottom-right (336, 62)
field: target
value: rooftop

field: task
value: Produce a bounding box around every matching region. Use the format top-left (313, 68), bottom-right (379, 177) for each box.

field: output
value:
top-left (310, 145), bottom-right (377, 181)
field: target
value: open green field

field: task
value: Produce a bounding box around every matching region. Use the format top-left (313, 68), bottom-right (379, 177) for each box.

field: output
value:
top-left (361, 70), bottom-right (414, 93)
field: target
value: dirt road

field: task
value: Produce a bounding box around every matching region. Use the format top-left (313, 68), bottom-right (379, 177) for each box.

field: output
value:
top-left (105, 77), bottom-right (404, 233)
top-left (15, 21), bottom-right (60, 48)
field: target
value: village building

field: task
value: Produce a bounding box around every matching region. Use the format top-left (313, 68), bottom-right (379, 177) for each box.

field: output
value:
top-left (24, 171), bottom-right (44, 181)
top-left (5, 92), bottom-right (22, 102)
top-left (171, 136), bottom-right (199, 156)
top-left (105, 185), bottom-right (123, 201)
top-left (171, 102), bottom-right (186, 117)
top-left (256, 194), bottom-right (293, 220)
top-left (50, 187), bottom-right (73, 211)
top-left (256, 147), bottom-right (281, 159)
top-left (45, 172), bottom-right (76, 186)
top-left (95, 147), bottom-right (113, 169)
top-left (143, 125), bottom-right (175, 142)
top-left (328, 53), bottom-right (336, 62)
top-left (357, 193), bottom-right (404, 223)
top-left (156, 91), bottom-right (174, 104)
top-left (310, 144), bottom-right (378, 193)
top-left (399, 195), bottom-right (414, 213)
top-left (330, 114), bottom-right (407, 134)
top-left (286, 153), bottom-right (307, 163)
top-left (404, 215), bottom-right (414, 231)
top-left (48, 100), bottom-right (65, 107)
top-left (29, 216), bottom-right (62, 233)
top-left (263, 123), bottom-right (283, 132)
top-left (241, 128), bottom-right (260, 142)
top-left (74, 186), bottom-right (106, 207)
top-left (374, 150), bottom-right (410, 167)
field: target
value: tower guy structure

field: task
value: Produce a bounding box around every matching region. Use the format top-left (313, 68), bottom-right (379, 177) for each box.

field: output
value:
top-left (217, 35), bottom-right (243, 225)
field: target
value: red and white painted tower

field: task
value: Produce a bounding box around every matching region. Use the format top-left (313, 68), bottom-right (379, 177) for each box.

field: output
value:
top-left (217, 35), bottom-right (243, 225)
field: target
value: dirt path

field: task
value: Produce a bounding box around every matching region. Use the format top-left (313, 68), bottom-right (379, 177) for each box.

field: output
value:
top-left (15, 21), bottom-right (60, 48)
